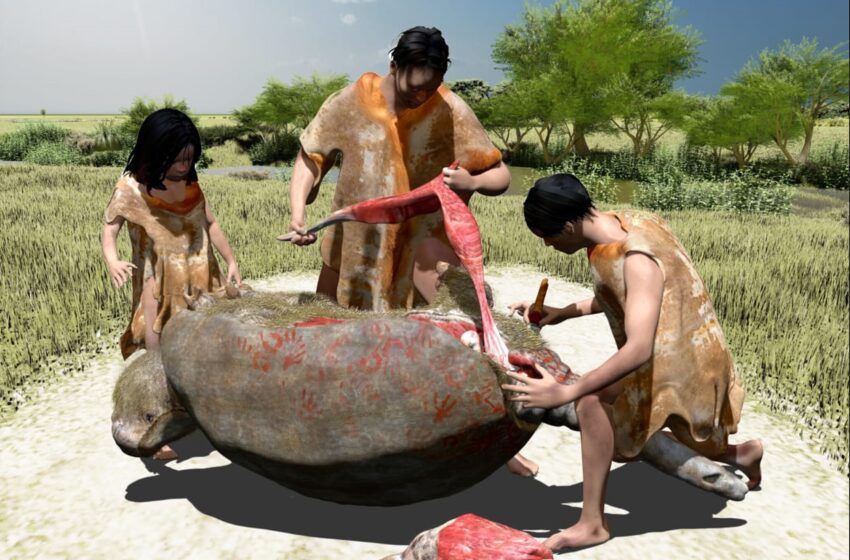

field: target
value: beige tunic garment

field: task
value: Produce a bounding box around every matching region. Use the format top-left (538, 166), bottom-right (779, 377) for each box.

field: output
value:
top-left (104, 174), bottom-right (225, 358)
top-left (588, 211), bottom-right (745, 458)
top-left (300, 72), bottom-right (502, 311)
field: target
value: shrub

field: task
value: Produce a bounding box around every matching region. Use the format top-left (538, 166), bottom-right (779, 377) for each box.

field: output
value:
top-left (227, 170), bottom-right (271, 181)
top-left (83, 149), bottom-right (130, 167)
top-left (22, 142), bottom-right (83, 166)
top-left (799, 142), bottom-right (850, 190)
top-left (635, 172), bottom-right (794, 214)
top-left (501, 141), bottom-right (548, 168)
top-left (0, 123), bottom-right (68, 160)
top-left (749, 155), bottom-right (796, 184)
top-left (199, 125), bottom-right (245, 147)
top-left (529, 156), bottom-right (619, 204)
top-left (121, 95), bottom-right (195, 138)
top-left (247, 131), bottom-right (300, 165)
top-left (65, 132), bottom-right (95, 155)
top-left (92, 121), bottom-right (133, 152)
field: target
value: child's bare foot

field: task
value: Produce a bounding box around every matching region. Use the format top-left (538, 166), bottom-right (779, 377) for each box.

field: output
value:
top-left (152, 444), bottom-right (178, 461)
top-left (506, 453), bottom-right (539, 477)
top-left (737, 439), bottom-right (763, 489)
top-left (543, 521), bottom-right (610, 551)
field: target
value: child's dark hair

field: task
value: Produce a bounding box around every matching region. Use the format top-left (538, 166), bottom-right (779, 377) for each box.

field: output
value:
top-left (389, 26), bottom-right (450, 75)
top-left (523, 174), bottom-right (596, 237)
top-left (124, 108), bottom-right (201, 191)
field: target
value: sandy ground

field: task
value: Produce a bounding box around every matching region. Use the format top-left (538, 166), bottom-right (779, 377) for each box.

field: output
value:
top-left (1, 266), bottom-right (848, 559)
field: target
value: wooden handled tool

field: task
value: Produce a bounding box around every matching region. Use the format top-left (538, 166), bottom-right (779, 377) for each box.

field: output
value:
top-left (528, 278), bottom-right (549, 326)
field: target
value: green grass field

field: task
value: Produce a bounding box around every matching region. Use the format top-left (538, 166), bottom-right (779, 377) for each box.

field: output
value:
top-left (0, 164), bottom-right (846, 473)
top-left (3, 114), bottom-right (846, 168)
top-left (0, 114), bottom-right (238, 135)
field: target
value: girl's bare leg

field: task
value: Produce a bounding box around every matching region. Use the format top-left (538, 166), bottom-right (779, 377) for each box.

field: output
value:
top-left (712, 440), bottom-right (764, 489)
top-left (544, 393), bottom-right (614, 551)
top-left (544, 381), bottom-right (623, 552)
top-left (142, 277), bottom-right (176, 460)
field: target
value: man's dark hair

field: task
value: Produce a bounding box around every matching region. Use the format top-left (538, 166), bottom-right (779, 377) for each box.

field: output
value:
top-left (523, 173), bottom-right (596, 236)
top-left (389, 26), bottom-right (450, 75)
top-left (124, 108), bottom-right (201, 191)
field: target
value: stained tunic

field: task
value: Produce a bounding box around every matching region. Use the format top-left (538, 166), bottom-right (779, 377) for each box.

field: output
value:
top-left (299, 72), bottom-right (502, 311)
top-left (588, 211), bottom-right (745, 458)
top-left (104, 174), bottom-right (225, 358)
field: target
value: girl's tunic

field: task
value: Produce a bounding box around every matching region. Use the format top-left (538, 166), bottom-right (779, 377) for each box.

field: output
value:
top-left (588, 211), bottom-right (745, 458)
top-left (105, 174), bottom-right (224, 358)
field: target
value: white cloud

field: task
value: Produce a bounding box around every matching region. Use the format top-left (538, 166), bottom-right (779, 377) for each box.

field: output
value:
top-left (341, 13), bottom-right (357, 25)
top-left (290, 15), bottom-right (303, 25)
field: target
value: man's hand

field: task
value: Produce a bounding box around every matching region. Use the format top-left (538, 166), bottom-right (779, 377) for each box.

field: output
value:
top-left (506, 301), bottom-right (563, 327)
top-left (107, 259), bottom-right (136, 289)
top-left (442, 166), bottom-right (476, 192)
top-left (285, 218), bottom-right (317, 246)
top-left (501, 361), bottom-right (574, 409)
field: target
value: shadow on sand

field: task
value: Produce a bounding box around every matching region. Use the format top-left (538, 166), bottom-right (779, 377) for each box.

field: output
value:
top-left (129, 431), bottom-right (744, 546)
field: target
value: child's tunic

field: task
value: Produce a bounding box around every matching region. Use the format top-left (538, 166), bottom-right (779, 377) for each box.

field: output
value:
top-left (588, 210), bottom-right (745, 458)
top-left (300, 72), bottom-right (502, 311)
top-left (105, 174), bottom-right (225, 358)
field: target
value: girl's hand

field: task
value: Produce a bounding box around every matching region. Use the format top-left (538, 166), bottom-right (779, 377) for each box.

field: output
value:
top-left (506, 301), bottom-right (562, 327)
top-left (107, 260), bottom-right (136, 289)
top-left (226, 260), bottom-right (242, 287)
top-left (501, 361), bottom-right (574, 409)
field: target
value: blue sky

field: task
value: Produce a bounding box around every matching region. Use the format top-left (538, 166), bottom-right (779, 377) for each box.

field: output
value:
top-left (0, 0), bottom-right (847, 113)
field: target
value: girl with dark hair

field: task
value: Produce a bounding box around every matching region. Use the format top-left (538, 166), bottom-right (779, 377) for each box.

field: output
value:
top-left (102, 108), bottom-right (241, 363)
top-left (102, 109), bottom-right (241, 459)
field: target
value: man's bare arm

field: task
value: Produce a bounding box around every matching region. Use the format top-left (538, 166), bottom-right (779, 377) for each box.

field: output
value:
top-left (287, 149), bottom-right (321, 245)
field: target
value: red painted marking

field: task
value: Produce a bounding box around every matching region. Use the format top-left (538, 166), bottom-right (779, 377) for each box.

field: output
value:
top-left (260, 331), bottom-right (283, 353)
top-left (292, 317), bottom-right (347, 328)
top-left (433, 393), bottom-right (457, 423)
top-left (251, 351), bottom-right (271, 375)
top-left (296, 388), bottom-right (319, 419)
top-left (442, 364), bottom-right (470, 389)
top-left (357, 349), bottom-right (384, 374)
top-left (280, 329), bottom-right (306, 370)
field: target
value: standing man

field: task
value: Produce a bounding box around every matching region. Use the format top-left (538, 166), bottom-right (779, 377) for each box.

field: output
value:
top-left (284, 26), bottom-right (538, 478)
top-left (504, 174), bottom-right (763, 551)
top-left (285, 26), bottom-right (511, 310)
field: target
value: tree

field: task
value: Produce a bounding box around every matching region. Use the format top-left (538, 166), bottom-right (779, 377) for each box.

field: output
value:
top-left (731, 38), bottom-right (849, 166)
top-left (493, 0), bottom-right (700, 162)
top-left (602, 1), bottom-right (701, 156)
top-left (483, 81), bottom-right (539, 154)
top-left (448, 79), bottom-right (493, 115)
top-left (234, 73), bottom-right (349, 134)
top-left (686, 95), bottom-right (774, 169)
top-left (610, 86), bottom-right (698, 157)
top-left (120, 94), bottom-right (195, 138)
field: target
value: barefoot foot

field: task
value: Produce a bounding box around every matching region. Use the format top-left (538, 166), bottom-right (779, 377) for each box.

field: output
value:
top-left (543, 521), bottom-right (610, 552)
top-left (506, 453), bottom-right (539, 477)
top-left (153, 444), bottom-right (178, 461)
top-left (737, 439), bottom-right (763, 489)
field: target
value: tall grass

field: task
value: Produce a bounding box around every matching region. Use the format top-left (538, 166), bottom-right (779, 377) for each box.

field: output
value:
top-left (1, 164), bottom-right (847, 472)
